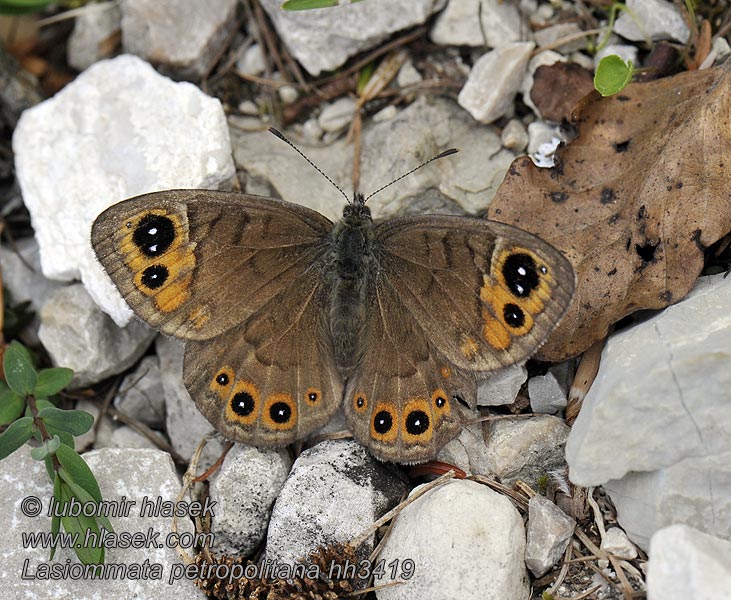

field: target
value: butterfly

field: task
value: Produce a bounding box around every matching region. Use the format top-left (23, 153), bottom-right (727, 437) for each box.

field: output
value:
top-left (91, 143), bottom-right (575, 464)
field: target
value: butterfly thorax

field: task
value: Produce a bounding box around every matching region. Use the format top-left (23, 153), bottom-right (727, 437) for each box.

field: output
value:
top-left (328, 196), bottom-right (376, 377)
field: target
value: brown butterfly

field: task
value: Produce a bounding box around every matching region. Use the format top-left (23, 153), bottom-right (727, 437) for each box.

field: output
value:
top-left (91, 141), bottom-right (575, 464)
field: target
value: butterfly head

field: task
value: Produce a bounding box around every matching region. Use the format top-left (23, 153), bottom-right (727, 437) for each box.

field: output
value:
top-left (342, 192), bottom-right (372, 225)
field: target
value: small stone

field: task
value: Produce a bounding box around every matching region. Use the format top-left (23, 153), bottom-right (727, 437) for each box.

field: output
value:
top-left (525, 494), bottom-right (576, 577)
top-left (114, 355), bottom-right (166, 429)
top-left (300, 117), bottom-right (323, 141)
top-left (235, 43), bottom-right (265, 76)
top-left (397, 59), bottom-right (422, 88)
top-left (477, 362), bottom-right (528, 406)
top-left (534, 23), bottom-right (587, 53)
top-left (372, 105), bottom-right (398, 122)
top-left (458, 42), bottom-right (535, 124)
top-left (376, 480), bottom-right (529, 599)
top-left (156, 336), bottom-right (226, 465)
top-left (237, 100), bottom-right (259, 115)
top-left (277, 84), bottom-right (299, 105)
top-left (12, 55), bottom-right (234, 327)
top-left (120, 0), bottom-right (240, 78)
top-left (647, 525), bottom-right (731, 599)
top-left (485, 415), bottom-right (570, 487)
top-left (39, 284), bottom-right (155, 388)
top-left (527, 121), bottom-right (565, 167)
top-left (209, 445), bottom-right (291, 556)
top-left (67, 1), bottom-right (122, 71)
top-left (74, 398), bottom-right (116, 451)
top-left (601, 527), bottom-right (638, 559)
top-left (529, 2), bottom-right (554, 27)
top-left (318, 97), bottom-right (357, 133)
top-left (110, 425), bottom-right (161, 450)
top-left (501, 119), bottom-right (528, 152)
top-left (570, 51), bottom-right (595, 71)
top-left (594, 44), bottom-right (639, 69)
top-left (521, 50), bottom-right (566, 117)
top-left (614, 0), bottom-right (689, 43)
top-left (437, 423), bottom-right (492, 476)
top-left (264, 440), bottom-right (407, 565)
top-left (431, 0), bottom-right (524, 48)
top-left (699, 36), bottom-right (731, 70)
top-left (528, 371), bottom-right (568, 415)
top-left (259, 0), bottom-right (442, 76)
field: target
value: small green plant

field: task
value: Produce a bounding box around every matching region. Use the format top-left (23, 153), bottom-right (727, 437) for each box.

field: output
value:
top-left (0, 0), bottom-right (92, 15)
top-left (594, 54), bottom-right (635, 96)
top-left (0, 340), bottom-right (112, 564)
top-left (281, 0), bottom-right (365, 10)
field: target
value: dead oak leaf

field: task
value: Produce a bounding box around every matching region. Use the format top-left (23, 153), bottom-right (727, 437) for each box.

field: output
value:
top-left (487, 61), bottom-right (731, 361)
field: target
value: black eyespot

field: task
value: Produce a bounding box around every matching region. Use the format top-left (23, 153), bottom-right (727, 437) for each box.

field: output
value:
top-left (133, 214), bottom-right (175, 257)
top-left (405, 410), bottom-right (430, 436)
top-left (356, 396), bottom-right (366, 408)
top-left (216, 373), bottom-right (229, 386)
top-left (141, 264), bottom-right (169, 289)
top-left (435, 396), bottom-right (446, 409)
top-left (503, 303), bottom-right (525, 328)
top-left (231, 392), bottom-right (255, 416)
top-left (308, 391), bottom-right (318, 402)
top-left (373, 410), bottom-right (393, 434)
top-left (502, 253), bottom-right (539, 298)
top-left (270, 402), bottom-right (291, 424)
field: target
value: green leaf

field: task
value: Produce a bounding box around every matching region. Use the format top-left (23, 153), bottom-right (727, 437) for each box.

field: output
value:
top-left (58, 479), bottom-right (104, 564)
top-left (55, 443), bottom-right (102, 502)
top-left (30, 435), bottom-right (61, 460)
top-left (0, 382), bottom-right (26, 425)
top-left (0, 416), bottom-right (33, 460)
top-left (3, 341), bottom-right (37, 397)
top-left (38, 407), bottom-right (94, 436)
top-left (34, 368), bottom-right (74, 398)
top-left (45, 428), bottom-right (76, 450)
top-left (356, 62), bottom-right (375, 96)
top-left (594, 55), bottom-right (635, 97)
top-left (281, 0), bottom-right (364, 9)
top-left (59, 468), bottom-right (114, 533)
top-left (0, 0), bottom-right (54, 12)
top-left (50, 473), bottom-right (61, 560)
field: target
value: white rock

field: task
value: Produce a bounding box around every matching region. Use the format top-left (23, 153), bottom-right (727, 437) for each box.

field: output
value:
top-left (521, 50), bottom-right (565, 117)
top-left (528, 372), bottom-right (567, 415)
top-left (528, 2), bottom-right (553, 27)
top-left (120, 0), bottom-right (239, 77)
top-left (566, 274), bottom-right (731, 486)
top-left (318, 97), bottom-right (357, 133)
top-left (156, 336), bottom-right (226, 465)
top-left (235, 43), bottom-right (265, 76)
top-left (110, 425), bottom-right (160, 449)
top-left (300, 117), bottom-right (323, 141)
top-left (375, 480), bottom-right (528, 599)
top-left (259, 0), bottom-right (444, 76)
top-left (485, 415), bottom-right (569, 487)
top-left (278, 84), bottom-right (299, 105)
top-left (604, 450), bottom-right (731, 551)
top-left (430, 0), bottom-right (524, 48)
top-left (501, 118), bottom-right (528, 152)
top-left (209, 445), bottom-right (291, 556)
top-left (528, 121), bottom-right (565, 167)
top-left (397, 59), bottom-right (422, 88)
top-left (699, 36), bottom-right (731, 70)
top-left (237, 99), bottom-right (259, 115)
top-left (601, 526), bottom-right (638, 559)
top-left (0, 447), bottom-right (205, 599)
top-left (114, 355), bottom-right (166, 429)
top-left (614, 0), bottom-right (689, 43)
top-left (12, 55), bottom-right (235, 327)
top-left (459, 42), bottom-right (535, 124)
top-left (74, 398), bottom-right (116, 451)
top-left (647, 525), bottom-right (731, 600)
top-left (372, 105), bottom-right (398, 122)
top-left (534, 23), bottom-right (587, 53)
top-left (594, 44), bottom-right (639, 69)
top-left (67, 2), bottom-right (122, 71)
top-left (525, 494), bottom-right (576, 577)
top-left (477, 362), bottom-right (527, 406)
top-left (265, 440), bottom-right (407, 565)
top-left (39, 283), bottom-right (155, 388)
top-left (437, 423), bottom-right (492, 476)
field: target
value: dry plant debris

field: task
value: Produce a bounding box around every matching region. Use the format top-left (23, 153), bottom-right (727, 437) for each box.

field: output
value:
top-left (488, 60), bottom-right (731, 360)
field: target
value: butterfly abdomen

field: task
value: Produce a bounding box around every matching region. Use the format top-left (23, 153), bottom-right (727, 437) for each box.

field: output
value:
top-left (329, 205), bottom-right (377, 377)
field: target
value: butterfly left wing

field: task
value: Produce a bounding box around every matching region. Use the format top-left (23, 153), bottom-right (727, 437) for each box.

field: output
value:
top-left (344, 215), bottom-right (575, 463)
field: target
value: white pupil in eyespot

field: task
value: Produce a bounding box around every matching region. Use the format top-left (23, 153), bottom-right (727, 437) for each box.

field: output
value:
top-left (517, 266), bottom-right (527, 276)
top-left (515, 284), bottom-right (525, 295)
top-left (149, 245), bottom-right (157, 252)
top-left (148, 227), bottom-right (158, 235)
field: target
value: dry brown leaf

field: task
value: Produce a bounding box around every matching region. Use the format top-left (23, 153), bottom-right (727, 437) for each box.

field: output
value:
top-left (531, 62), bottom-right (595, 123)
top-left (487, 61), bottom-right (731, 361)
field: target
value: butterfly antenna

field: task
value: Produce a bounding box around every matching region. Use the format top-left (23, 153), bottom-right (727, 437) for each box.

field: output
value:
top-left (363, 147), bottom-right (459, 203)
top-left (268, 127), bottom-right (351, 204)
